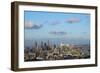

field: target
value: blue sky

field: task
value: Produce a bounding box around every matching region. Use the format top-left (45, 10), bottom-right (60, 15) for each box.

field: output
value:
top-left (24, 11), bottom-right (90, 41)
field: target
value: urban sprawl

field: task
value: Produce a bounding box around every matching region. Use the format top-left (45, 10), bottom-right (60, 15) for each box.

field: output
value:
top-left (24, 40), bottom-right (90, 61)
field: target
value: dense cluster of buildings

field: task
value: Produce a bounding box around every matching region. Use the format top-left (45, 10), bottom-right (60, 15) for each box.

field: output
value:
top-left (24, 40), bottom-right (90, 61)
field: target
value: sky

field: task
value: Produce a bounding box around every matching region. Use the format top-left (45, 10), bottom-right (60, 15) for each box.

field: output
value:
top-left (24, 11), bottom-right (90, 41)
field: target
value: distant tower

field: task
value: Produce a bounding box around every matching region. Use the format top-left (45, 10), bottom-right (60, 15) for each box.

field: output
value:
top-left (34, 41), bottom-right (38, 49)
top-left (48, 40), bottom-right (50, 46)
top-left (54, 44), bottom-right (56, 49)
top-left (41, 41), bottom-right (44, 49)
top-left (44, 42), bottom-right (47, 50)
top-left (47, 40), bottom-right (51, 50)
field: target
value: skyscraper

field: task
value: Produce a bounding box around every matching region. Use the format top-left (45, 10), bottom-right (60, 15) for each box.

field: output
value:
top-left (41, 41), bottom-right (44, 50)
top-left (34, 41), bottom-right (38, 49)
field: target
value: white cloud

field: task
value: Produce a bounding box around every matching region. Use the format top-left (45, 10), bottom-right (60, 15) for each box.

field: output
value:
top-left (25, 21), bottom-right (33, 28)
top-left (25, 21), bottom-right (43, 29)
top-left (50, 21), bottom-right (61, 25)
top-left (66, 18), bottom-right (80, 23)
top-left (49, 31), bottom-right (67, 35)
